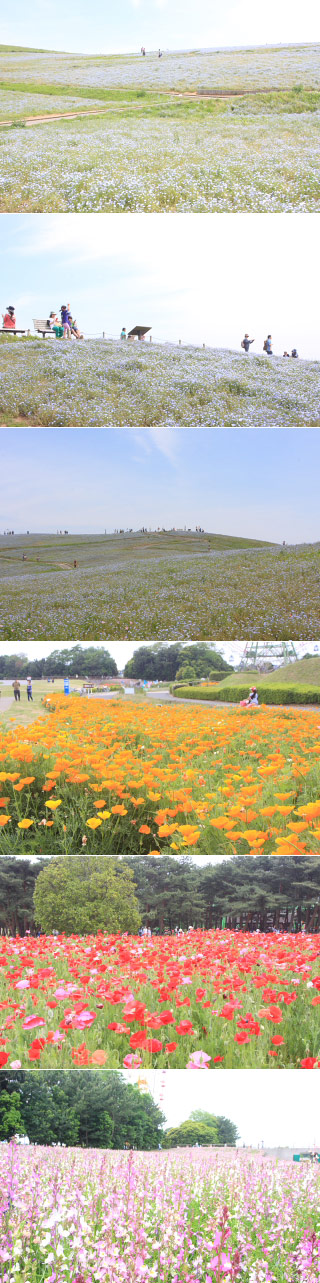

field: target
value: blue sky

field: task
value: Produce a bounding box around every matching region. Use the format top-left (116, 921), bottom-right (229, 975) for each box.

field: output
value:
top-left (2, 1), bottom-right (319, 56)
top-left (2, 215), bottom-right (319, 357)
top-left (1, 427), bottom-right (320, 542)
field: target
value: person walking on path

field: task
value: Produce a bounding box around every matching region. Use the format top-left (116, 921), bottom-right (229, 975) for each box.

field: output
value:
top-left (26, 677), bottom-right (33, 702)
top-left (241, 334), bottom-right (254, 353)
top-left (12, 679), bottom-right (21, 702)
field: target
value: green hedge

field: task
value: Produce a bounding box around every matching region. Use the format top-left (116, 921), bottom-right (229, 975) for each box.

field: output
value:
top-left (171, 683), bottom-right (320, 706)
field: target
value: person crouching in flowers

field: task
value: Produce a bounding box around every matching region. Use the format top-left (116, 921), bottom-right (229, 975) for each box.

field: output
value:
top-left (240, 686), bottom-right (259, 708)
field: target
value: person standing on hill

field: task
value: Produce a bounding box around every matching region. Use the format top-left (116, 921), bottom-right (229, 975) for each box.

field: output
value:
top-left (263, 335), bottom-right (273, 354)
top-left (60, 305), bottom-right (71, 339)
top-left (12, 679), bottom-right (21, 702)
top-left (241, 334), bottom-right (254, 353)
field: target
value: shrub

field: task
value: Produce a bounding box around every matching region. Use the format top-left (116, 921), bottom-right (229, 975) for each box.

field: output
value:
top-left (172, 683), bottom-right (320, 705)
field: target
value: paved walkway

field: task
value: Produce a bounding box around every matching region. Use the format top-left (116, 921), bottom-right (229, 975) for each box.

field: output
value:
top-left (0, 696), bottom-right (13, 713)
top-left (145, 689), bottom-right (320, 712)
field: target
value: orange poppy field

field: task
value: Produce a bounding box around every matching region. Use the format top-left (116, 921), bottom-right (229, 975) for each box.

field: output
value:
top-left (0, 694), bottom-right (320, 853)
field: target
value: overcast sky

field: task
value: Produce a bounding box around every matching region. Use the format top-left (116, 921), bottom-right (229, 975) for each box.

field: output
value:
top-left (2, 1), bottom-right (319, 56)
top-left (2, 428), bottom-right (320, 543)
top-left (123, 1069), bottom-right (320, 1145)
top-left (3, 215), bottom-right (319, 358)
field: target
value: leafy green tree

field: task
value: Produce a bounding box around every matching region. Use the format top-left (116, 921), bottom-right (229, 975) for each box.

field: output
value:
top-left (124, 645), bottom-right (232, 682)
top-left (0, 1073), bottom-right (164, 1150)
top-left (0, 858), bottom-right (46, 934)
top-left (0, 1091), bottom-right (25, 1139)
top-left (190, 1111), bottom-right (238, 1146)
top-left (163, 1120), bottom-right (219, 1148)
top-left (34, 857), bottom-right (141, 935)
top-left (175, 665), bottom-right (197, 682)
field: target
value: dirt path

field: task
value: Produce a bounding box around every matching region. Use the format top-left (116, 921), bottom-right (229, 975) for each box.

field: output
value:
top-left (0, 85), bottom-right (284, 129)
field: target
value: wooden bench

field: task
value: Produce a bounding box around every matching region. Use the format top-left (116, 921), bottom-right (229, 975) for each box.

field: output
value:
top-left (33, 318), bottom-right (57, 339)
top-left (1, 327), bottom-right (28, 336)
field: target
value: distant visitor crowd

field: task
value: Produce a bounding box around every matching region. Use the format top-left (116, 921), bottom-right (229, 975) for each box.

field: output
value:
top-left (1, 306), bottom-right (299, 358)
top-left (241, 334), bottom-right (298, 358)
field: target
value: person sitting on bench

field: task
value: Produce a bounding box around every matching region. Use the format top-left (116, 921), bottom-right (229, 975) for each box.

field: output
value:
top-left (2, 306), bottom-right (16, 329)
top-left (48, 312), bottom-right (64, 338)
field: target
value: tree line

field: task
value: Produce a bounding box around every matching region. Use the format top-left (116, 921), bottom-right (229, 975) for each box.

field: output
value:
top-left (0, 644), bottom-right (232, 681)
top-left (0, 1072), bottom-right (238, 1150)
top-left (1, 856), bottom-right (320, 937)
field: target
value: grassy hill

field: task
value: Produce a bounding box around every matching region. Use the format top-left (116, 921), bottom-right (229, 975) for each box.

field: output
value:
top-left (215, 656), bottom-right (320, 688)
top-left (0, 340), bottom-right (319, 426)
top-left (0, 530), bottom-right (274, 583)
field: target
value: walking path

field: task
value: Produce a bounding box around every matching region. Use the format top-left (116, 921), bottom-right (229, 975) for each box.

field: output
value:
top-left (0, 86), bottom-right (284, 129)
top-left (0, 696), bottom-right (13, 712)
top-left (145, 689), bottom-right (320, 711)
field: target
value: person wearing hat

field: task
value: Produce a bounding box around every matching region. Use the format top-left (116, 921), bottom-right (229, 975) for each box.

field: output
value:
top-left (48, 312), bottom-right (64, 338)
top-left (2, 306), bottom-right (16, 330)
top-left (241, 334), bottom-right (254, 353)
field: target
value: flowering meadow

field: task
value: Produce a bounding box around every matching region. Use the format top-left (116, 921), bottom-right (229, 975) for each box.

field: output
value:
top-left (1, 45), bottom-right (319, 211)
top-left (1, 544), bottom-right (320, 640)
top-left (0, 1142), bottom-right (320, 1283)
top-left (1, 696), bottom-right (320, 853)
top-left (0, 927), bottom-right (320, 1068)
top-left (1, 105), bottom-right (319, 213)
top-left (2, 46), bottom-right (320, 93)
top-left (0, 340), bottom-right (319, 425)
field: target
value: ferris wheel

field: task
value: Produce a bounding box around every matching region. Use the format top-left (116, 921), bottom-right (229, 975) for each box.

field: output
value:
top-left (239, 641), bottom-right (299, 669)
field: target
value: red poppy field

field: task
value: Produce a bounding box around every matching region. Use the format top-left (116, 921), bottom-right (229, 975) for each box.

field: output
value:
top-left (1, 928), bottom-right (319, 1070)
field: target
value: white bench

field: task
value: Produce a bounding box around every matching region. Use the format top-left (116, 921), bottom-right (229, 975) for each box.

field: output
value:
top-left (33, 318), bottom-right (57, 339)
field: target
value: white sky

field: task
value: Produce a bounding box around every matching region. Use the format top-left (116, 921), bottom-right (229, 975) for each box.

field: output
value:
top-left (2, 1), bottom-right (320, 56)
top-left (124, 1069), bottom-right (320, 1145)
top-left (6, 214), bottom-right (320, 358)
top-left (1, 641), bottom-right (319, 666)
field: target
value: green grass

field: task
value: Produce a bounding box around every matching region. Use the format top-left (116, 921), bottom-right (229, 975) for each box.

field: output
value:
top-left (203, 657), bottom-right (320, 690)
top-left (0, 678), bottom-right (84, 728)
top-left (174, 682), bottom-right (320, 706)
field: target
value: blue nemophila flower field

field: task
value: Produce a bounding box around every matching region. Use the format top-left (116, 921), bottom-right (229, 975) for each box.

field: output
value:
top-left (0, 340), bottom-right (319, 425)
top-left (0, 539), bottom-right (319, 639)
top-left (0, 45), bottom-right (319, 212)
